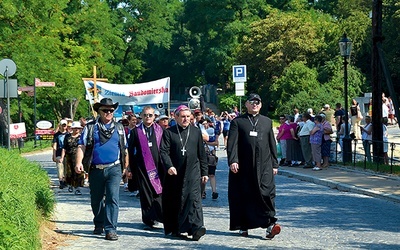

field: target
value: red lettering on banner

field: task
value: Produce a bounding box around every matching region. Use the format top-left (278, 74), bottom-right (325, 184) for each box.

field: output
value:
top-left (128, 87), bottom-right (169, 97)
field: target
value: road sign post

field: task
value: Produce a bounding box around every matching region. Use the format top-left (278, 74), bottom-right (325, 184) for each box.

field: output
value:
top-left (232, 65), bottom-right (247, 112)
top-left (33, 78), bottom-right (55, 147)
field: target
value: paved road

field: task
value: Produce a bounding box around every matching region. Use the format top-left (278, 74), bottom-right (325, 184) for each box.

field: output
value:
top-left (27, 150), bottom-right (400, 250)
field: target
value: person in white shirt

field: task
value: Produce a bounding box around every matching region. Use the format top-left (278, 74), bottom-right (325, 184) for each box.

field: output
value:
top-left (360, 116), bottom-right (372, 162)
top-left (298, 113), bottom-right (315, 168)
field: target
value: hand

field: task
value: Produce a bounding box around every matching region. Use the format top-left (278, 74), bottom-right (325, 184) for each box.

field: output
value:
top-left (201, 176), bottom-right (209, 183)
top-left (75, 163), bottom-right (84, 174)
top-left (230, 163), bottom-right (239, 173)
top-left (273, 168), bottom-right (278, 175)
top-left (124, 169), bottom-right (132, 179)
top-left (168, 167), bottom-right (177, 175)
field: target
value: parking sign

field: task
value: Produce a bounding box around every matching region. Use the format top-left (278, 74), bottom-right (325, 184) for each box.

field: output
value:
top-left (232, 65), bottom-right (247, 82)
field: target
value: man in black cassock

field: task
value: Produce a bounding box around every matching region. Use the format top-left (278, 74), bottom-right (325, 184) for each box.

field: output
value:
top-left (128, 106), bottom-right (164, 228)
top-left (160, 105), bottom-right (209, 241)
top-left (227, 93), bottom-right (281, 239)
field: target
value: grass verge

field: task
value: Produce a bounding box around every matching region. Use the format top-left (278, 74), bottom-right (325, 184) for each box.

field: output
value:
top-left (0, 148), bottom-right (55, 249)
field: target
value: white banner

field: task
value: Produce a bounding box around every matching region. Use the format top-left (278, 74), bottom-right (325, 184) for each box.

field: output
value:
top-left (10, 122), bottom-right (26, 139)
top-left (84, 77), bottom-right (170, 106)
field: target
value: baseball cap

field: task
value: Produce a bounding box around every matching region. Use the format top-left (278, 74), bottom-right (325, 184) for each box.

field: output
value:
top-left (60, 119), bottom-right (67, 125)
top-left (159, 115), bottom-right (169, 120)
top-left (247, 93), bottom-right (261, 102)
top-left (71, 121), bottom-right (83, 129)
top-left (194, 109), bottom-right (202, 114)
top-left (324, 104), bottom-right (330, 109)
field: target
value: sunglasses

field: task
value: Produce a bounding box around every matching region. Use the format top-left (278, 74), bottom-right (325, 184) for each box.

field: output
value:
top-left (249, 100), bottom-right (260, 105)
top-left (143, 113), bottom-right (154, 118)
top-left (99, 109), bottom-right (114, 113)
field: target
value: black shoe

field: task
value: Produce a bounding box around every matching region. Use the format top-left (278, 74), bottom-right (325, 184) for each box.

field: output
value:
top-left (59, 181), bottom-right (64, 189)
top-left (212, 192), bottom-right (218, 200)
top-left (74, 189), bottom-right (82, 195)
top-left (239, 230), bottom-right (248, 237)
top-left (166, 232), bottom-right (187, 239)
top-left (192, 226), bottom-right (206, 241)
top-left (303, 164), bottom-right (313, 169)
top-left (68, 186), bottom-right (73, 192)
top-left (105, 232), bottom-right (118, 241)
top-left (93, 227), bottom-right (103, 235)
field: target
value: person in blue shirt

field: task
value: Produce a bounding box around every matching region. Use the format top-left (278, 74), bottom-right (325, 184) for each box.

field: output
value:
top-left (75, 98), bottom-right (128, 241)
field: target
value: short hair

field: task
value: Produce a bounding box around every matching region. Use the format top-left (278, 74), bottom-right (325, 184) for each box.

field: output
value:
top-left (303, 113), bottom-right (311, 120)
top-left (314, 115), bottom-right (323, 122)
top-left (141, 105), bottom-right (154, 113)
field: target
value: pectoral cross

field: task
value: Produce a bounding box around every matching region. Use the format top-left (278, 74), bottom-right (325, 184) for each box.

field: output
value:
top-left (181, 147), bottom-right (186, 156)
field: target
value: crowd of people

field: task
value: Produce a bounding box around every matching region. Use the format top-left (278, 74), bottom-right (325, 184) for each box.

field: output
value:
top-left (277, 106), bottom-right (334, 171)
top-left (278, 93), bottom-right (397, 168)
top-left (51, 92), bottom-right (398, 242)
top-left (52, 96), bottom-right (281, 242)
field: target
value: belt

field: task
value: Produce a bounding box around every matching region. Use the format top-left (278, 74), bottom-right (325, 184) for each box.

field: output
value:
top-left (92, 160), bottom-right (120, 170)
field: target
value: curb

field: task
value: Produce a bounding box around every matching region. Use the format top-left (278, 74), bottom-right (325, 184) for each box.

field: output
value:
top-left (278, 169), bottom-right (400, 204)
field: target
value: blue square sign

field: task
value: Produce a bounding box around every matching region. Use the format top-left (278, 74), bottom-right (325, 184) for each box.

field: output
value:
top-left (232, 65), bottom-right (247, 82)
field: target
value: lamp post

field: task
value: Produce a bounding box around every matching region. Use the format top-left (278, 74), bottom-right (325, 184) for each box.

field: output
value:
top-left (339, 33), bottom-right (353, 163)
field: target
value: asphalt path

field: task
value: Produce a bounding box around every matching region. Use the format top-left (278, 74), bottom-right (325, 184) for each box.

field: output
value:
top-left (26, 149), bottom-right (400, 250)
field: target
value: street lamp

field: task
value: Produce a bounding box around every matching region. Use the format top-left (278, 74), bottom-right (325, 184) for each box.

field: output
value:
top-left (339, 33), bottom-right (353, 163)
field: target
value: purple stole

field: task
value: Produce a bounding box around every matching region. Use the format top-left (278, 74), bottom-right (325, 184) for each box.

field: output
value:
top-left (137, 123), bottom-right (163, 194)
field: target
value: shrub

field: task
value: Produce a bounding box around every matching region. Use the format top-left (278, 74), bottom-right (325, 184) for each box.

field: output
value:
top-left (0, 149), bottom-right (55, 249)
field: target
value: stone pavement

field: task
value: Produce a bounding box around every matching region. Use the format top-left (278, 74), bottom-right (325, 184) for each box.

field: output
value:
top-left (278, 164), bottom-right (400, 203)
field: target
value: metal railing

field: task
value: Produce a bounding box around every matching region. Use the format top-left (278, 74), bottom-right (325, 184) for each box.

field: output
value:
top-left (330, 137), bottom-right (400, 174)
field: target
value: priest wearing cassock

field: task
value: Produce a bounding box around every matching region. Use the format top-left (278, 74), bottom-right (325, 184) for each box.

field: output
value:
top-left (128, 106), bottom-right (165, 228)
top-left (160, 105), bottom-right (208, 241)
top-left (227, 93), bottom-right (281, 239)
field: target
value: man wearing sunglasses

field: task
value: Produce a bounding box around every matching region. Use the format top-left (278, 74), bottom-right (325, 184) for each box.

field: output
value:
top-left (227, 93), bottom-right (281, 239)
top-left (127, 106), bottom-right (165, 229)
top-left (75, 98), bottom-right (128, 241)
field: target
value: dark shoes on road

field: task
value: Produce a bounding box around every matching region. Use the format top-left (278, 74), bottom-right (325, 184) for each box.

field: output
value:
top-left (212, 192), bottom-right (219, 200)
top-left (192, 226), bottom-right (206, 241)
top-left (93, 227), bottom-right (104, 235)
top-left (59, 181), bottom-right (67, 189)
top-left (266, 223), bottom-right (281, 240)
top-left (239, 230), bottom-right (248, 237)
top-left (105, 232), bottom-right (118, 241)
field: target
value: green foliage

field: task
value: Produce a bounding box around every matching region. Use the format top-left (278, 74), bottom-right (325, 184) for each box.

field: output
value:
top-left (218, 93), bottom-right (242, 113)
top-left (0, 149), bottom-right (55, 249)
top-left (0, 0), bottom-right (399, 135)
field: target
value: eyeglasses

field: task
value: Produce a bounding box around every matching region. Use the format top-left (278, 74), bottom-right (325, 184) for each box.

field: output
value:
top-left (143, 113), bottom-right (154, 118)
top-left (99, 109), bottom-right (114, 113)
top-left (249, 100), bottom-right (260, 105)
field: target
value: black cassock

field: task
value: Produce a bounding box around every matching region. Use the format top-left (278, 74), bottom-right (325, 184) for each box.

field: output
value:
top-left (227, 113), bottom-right (279, 231)
top-left (128, 125), bottom-right (165, 226)
top-left (160, 124), bottom-right (208, 235)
